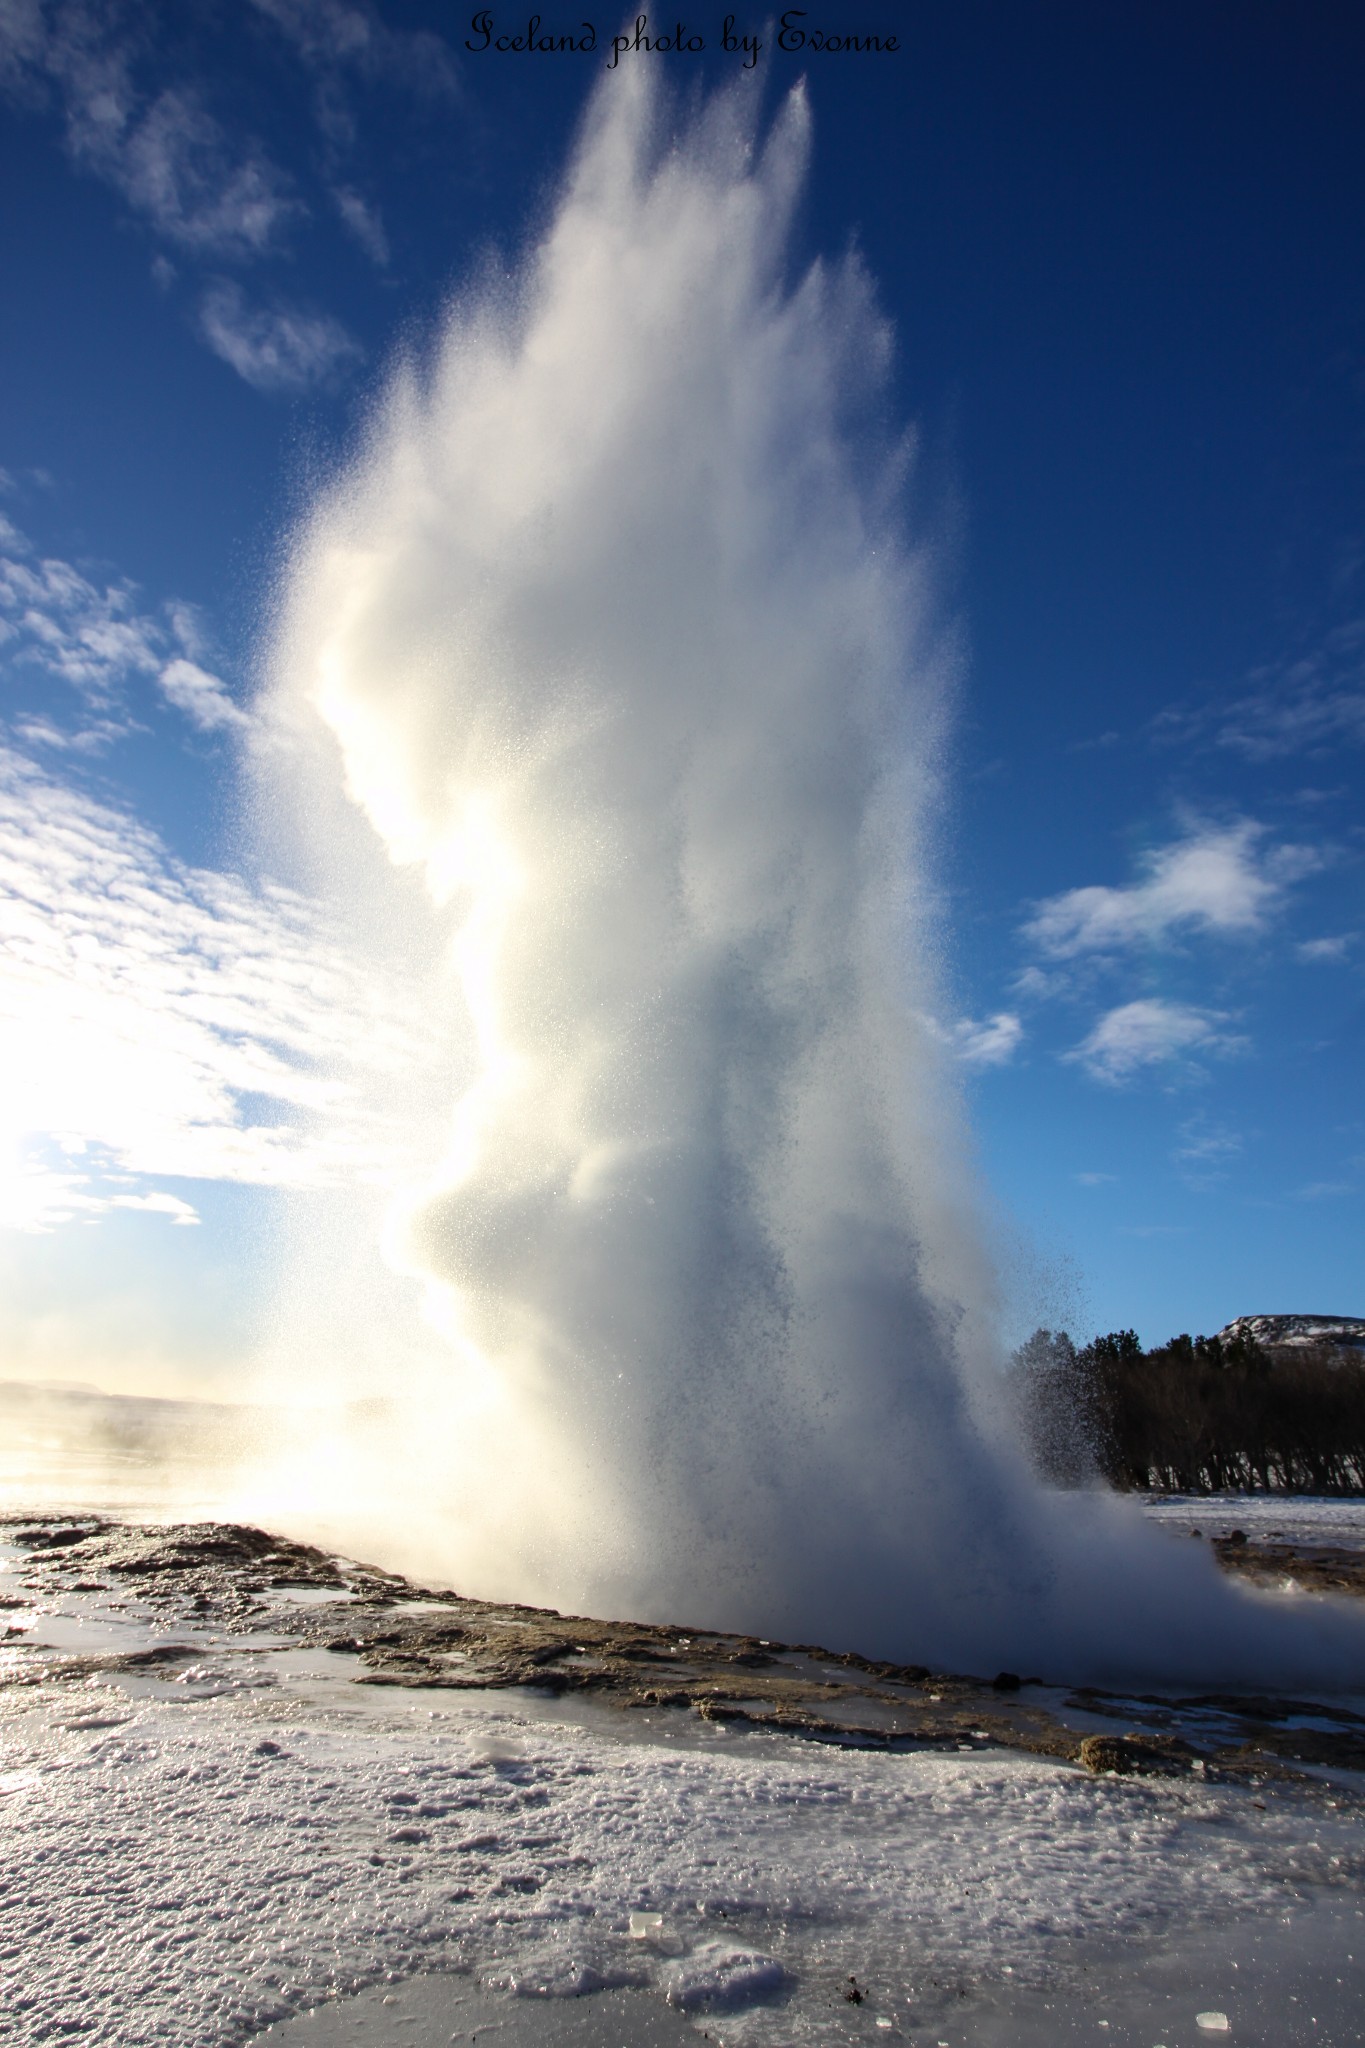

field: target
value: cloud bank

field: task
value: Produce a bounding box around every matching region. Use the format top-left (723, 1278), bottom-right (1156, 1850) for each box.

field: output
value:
top-left (0, 514), bottom-right (247, 744)
top-left (0, 745), bottom-right (443, 1231)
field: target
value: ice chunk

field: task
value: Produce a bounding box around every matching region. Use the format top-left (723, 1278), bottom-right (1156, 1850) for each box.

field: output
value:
top-left (660, 1941), bottom-right (787, 2012)
top-left (629, 1911), bottom-right (664, 1940)
top-left (1196, 2014), bottom-right (1230, 2033)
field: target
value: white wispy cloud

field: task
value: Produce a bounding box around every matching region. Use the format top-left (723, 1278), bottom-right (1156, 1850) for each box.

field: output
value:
top-left (86, 85), bottom-right (299, 256)
top-left (1, 548), bottom-right (158, 707)
top-left (955, 1012), bottom-right (1024, 1066)
top-left (1173, 1121), bottom-right (1243, 1165)
top-left (246, 0), bottom-right (459, 98)
top-left (9, 712), bottom-right (128, 755)
top-left (1, 4), bottom-right (419, 389)
top-left (199, 280), bottom-right (362, 393)
top-left (1074, 1171), bottom-right (1116, 1185)
top-left (1297, 933), bottom-right (1356, 963)
top-left (0, 745), bottom-right (445, 1232)
top-left (1066, 999), bottom-right (1245, 1084)
top-left (244, 0), bottom-right (459, 160)
top-left (0, 516), bottom-right (246, 739)
top-left (157, 656), bottom-right (250, 733)
top-left (332, 183), bottom-right (388, 264)
top-left (109, 1189), bottom-right (200, 1225)
top-left (1172, 1116), bottom-right (1244, 1190)
top-left (0, 7), bottom-right (299, 256)
top-left (1155, 619), bottom-right (1365, 761)
top-left (1023, 822), bottom-right (1318, 960)
top-left (920, 1010), bottom-right (1023, 1068)
top-left (1216, 622), bottom-right (1365, 759)
top-left (1010, 963), bottom-right (1071, 1003)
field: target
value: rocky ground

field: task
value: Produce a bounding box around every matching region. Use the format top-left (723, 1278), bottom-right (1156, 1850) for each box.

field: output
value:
top-left (1210, 1524), bottom-right (1365, 1599)
top-left (5, 1512), bottom-right (1365, 1788)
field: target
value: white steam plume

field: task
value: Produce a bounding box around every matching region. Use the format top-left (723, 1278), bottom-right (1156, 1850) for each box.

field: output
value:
top-left (250, 71), bottom-right (1364, 1689)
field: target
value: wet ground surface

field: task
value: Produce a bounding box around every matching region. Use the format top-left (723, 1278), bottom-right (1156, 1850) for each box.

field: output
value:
top-left (943, 1890), bottom-right (1365, 2048)
top-left (256, 1977), bottom-right (702, 2044)
top-left (3, 1512), bottom-right (1365, 1788)
top-left (252, 1896), bottom-right (1365, 2048)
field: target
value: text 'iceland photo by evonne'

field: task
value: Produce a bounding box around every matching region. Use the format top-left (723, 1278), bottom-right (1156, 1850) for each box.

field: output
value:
top-left (462, 11), bottom-right (902, 68)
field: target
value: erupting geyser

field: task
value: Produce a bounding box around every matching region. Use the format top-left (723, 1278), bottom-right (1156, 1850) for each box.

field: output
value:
top-left (253, 70), bottom-right (1364, 1688)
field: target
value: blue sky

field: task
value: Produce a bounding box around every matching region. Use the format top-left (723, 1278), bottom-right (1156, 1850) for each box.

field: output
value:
top-left (0, 0), bottom-right (1361, 1393)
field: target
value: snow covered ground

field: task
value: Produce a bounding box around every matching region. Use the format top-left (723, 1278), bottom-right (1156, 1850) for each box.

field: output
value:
top-left (3, 1520), bottom-right (1364, 2047)
top-left (1141, 1495), bottom-right (1365, 1551)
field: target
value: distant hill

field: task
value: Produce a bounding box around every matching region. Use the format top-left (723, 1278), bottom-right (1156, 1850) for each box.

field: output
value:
top-left (0, 1378), bottom-right (265, 1514)
top-left (1217, 1315), bottom-right (1365, 1353)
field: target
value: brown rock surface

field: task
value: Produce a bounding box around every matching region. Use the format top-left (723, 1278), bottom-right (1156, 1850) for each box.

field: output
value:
top-left (5, 1513), bottom-right (1365, 1789)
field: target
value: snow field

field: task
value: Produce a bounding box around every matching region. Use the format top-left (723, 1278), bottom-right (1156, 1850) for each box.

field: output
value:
top-left (1, 1671), bottom-right (1358, 2046)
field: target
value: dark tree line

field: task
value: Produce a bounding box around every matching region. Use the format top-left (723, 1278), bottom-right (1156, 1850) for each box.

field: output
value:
top-left (1009, 1326), bottom-right (1365, 1494)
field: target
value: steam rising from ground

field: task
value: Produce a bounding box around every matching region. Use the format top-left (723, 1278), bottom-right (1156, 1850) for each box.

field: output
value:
top-left (251, 73), bottom-right (1364, 1689)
